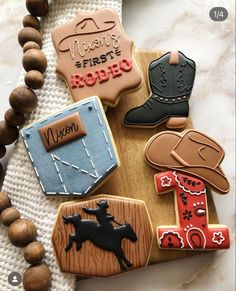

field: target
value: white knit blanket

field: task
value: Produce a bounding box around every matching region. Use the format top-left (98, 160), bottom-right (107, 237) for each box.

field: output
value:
top-left (0, 1), bottom-right (122, 290)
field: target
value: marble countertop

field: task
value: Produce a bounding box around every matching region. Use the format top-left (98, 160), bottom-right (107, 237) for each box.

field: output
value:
top-left (0, 0), bottom-right (235, 290)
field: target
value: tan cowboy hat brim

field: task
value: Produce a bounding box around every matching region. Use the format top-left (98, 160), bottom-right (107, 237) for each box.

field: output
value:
top-left (144, 131), bottom-right (230, 194)
top-left (58, 21), bottom-right (116, 52)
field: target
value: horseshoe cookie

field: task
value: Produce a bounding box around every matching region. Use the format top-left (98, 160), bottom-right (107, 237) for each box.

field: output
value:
top-left (52, 195), bottom-right (153, 276)
top-left (52, 8), bottom-right (142, 107)
top-left (20, 96), bottom-right (120, 196)
top-left (154, 171), bottom-right (230, 250)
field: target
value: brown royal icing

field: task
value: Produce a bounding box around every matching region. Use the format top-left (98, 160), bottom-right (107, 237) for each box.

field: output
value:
top-left (52, 195), bottom-right (153, 277)
top-left (52, 8), bottom-right (142, 107)
top-left (144, 129), bottom-right (230, 194)
top-left (39, 113), bottom-right (86, 151)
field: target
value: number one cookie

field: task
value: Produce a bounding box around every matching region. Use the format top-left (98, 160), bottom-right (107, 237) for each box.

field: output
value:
top-left (155, 170), bottom-right (230, 250)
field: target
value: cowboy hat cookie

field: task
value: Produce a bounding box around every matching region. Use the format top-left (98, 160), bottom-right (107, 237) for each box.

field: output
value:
top-left (52, 8), bottom-right (142, 107)
top-left (154, 170), bottom-right (230, 250)
top-left (20, 96), bottom-right (120, 196)
top-left (52, 195), bottom-right (153, 276)
top-left (124, 51), bottom-right (196, 129)
top-left (144, 129), bottom-right (230, 194)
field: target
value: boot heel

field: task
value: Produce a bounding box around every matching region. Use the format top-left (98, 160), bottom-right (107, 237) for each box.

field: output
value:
top-left (166, 117), bottom-right (188, 129)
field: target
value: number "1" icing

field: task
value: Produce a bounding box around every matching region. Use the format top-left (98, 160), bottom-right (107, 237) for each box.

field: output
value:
top-left (155, 170), bottom-right (230, 250)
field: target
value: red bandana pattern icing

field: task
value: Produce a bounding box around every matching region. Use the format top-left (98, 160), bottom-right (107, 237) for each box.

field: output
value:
top-left (155, 171), bottom-right (230, 250)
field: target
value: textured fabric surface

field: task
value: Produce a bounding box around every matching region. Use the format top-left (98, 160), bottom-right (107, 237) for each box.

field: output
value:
top-left (0, 1), bottom-right (122, 290)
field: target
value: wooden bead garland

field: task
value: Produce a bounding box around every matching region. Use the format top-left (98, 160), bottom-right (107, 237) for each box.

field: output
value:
top-left (9, 87), bottom-right (38, 114)
top-left (5, 108), bottom-right (26, 127)
top-left (0, 145), bottom-right (6, 159)
top-left (24, 241), bottom-right (45, 264)
top-left (18, 27), bottom-right (42, 48)
top-left (0, 0), bottom-right (48, 163)
top-left (8, 218), bottom-right (37, 247)
top-left (23, 14), bottom-right (40, 30)
top-left (25, 70), bottom-right (45, 90)
top-left (0, 191), bottom-right (51, 290)
top-left (23, 264), bottom-right (51, 291)
top-left (23, 41), bottom-right (40, 53)
top-left (0, 121), bottom-right (19, 145)
top-left (23, 49), bottom-right (47, 73)
top-left (26, 0), bottom-right (49, 17)
top-left (0, 192), bottom-right (11, 213)
top-left (0, 1), bottom-right (51, 289)
top-left (0, 207), bottom-right (20, 226)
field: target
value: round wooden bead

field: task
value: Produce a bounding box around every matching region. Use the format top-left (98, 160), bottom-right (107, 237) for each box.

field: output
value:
top-left (0, 192), bottom-right (11, 214)
top-left (0, 121), bottom-right (19, 145)
top-left (23, 41), bottom-right (40, 53)
top-left (23, 49), bottom-right (47, 73)
top-left (23, 264), bottom-right (51, 291)
top-left (26, 0), bottom-right (49, 17)
top-left (23, 14), bottom-right (40, 30)
top-left (25, 70), bottom-right (44, 90)
top-left (0, 208), bottom-right (20, 226)
top-left (4, 109), bottom-right (25, 127)
top-left (18, 27), bottom-right (42, 48)
top-left (0, 144), bottom-right (6, 158)
top-left (8, 218), bottom-right (37, 247)
top-left (23, 241), bottom-right (45, 264)
top-left (9, 87), bottom-right (38, 114)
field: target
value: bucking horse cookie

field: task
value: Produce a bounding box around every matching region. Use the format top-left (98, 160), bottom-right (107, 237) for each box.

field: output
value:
top-left (52, 195), bottom-right (153, 276)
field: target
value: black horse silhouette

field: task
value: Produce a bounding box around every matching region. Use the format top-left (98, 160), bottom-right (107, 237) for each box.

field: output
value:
top-left (63, 200), bottom-right (138, 271)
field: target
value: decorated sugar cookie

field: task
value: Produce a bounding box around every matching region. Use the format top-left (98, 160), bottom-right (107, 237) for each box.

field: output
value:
top-left (124, 51), bottom-right (196, 129)
top-left (155, 171), bottom-right (230, 250)
top-left (52, 195), bottom-right (153, 276)
top-left (144, 129), bottom-right (230, 194)
top-left (52, 8), bottom-right (142, 107)
top-left (144, 129), bottom-right (230, 250)
top-left (21, 96), bottom-right (120, 196)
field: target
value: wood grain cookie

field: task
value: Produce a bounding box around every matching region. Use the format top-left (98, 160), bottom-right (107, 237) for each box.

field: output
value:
top-left (52, 195), bottom-right (153, 277)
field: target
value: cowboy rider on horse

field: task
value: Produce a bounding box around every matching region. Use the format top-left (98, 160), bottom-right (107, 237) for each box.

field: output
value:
top-left (82, 200), bottom-right (115, 231)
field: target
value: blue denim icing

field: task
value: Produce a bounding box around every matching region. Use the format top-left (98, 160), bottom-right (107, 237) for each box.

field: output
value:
top-left (20, 96), bottom-right (119, 196)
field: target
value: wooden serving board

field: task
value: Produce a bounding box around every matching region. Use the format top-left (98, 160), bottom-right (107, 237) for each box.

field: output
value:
top-left (94, 50), bottom-right (219, 265)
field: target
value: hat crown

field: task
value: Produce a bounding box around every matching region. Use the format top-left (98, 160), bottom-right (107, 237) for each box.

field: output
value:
top-left (172, 131), bottom-right (223, 169)
top-left (75, 18), bottom-right (100, 34)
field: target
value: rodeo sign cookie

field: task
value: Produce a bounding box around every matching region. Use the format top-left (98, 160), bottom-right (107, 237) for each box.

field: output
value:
top-left (52, 8), bottom-right (142, 107)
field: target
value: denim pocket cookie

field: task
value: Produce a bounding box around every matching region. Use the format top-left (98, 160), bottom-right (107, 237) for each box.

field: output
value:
top-left (21, 96), bottom-right (120, 196)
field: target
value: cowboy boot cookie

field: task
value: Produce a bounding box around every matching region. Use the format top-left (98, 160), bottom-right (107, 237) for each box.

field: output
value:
top-left (124, 51), bottom-right (196, 129)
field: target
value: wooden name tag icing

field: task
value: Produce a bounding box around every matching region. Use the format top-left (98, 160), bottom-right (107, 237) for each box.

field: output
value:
top-left (154, 171), bottom-right (230, 250)
top-left (20, 96), bottom-right (120, 196)
top-left (39, 113), bottom-right (86, 151)
top-left (52, 195), bottom-right (153, 277)
top-left (51, 8), bottom-right (142, 107)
